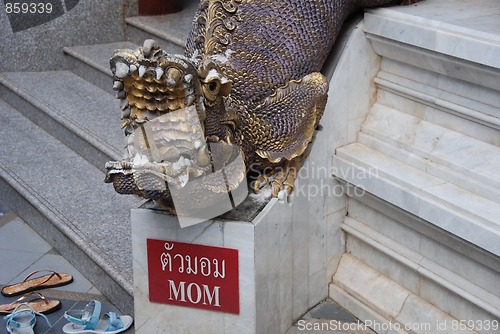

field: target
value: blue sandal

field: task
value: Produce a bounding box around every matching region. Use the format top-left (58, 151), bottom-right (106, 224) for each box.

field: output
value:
top-left (63, 300), bottom-right (133, 333)
top-left (4, 303), bottom-right (51, 334)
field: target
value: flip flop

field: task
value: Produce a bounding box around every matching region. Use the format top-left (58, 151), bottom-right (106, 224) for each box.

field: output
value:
top-left (63, 300), bottom-right (133, 333)
top-left (0, 292), bottom-right (62, 315)
top-left (1, 270), bottom-right (73, 297)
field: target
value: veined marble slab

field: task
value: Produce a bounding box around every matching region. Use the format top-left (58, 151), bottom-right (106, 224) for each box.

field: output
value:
top-left (333, 143), bottom-right (500, 257)
top-left (365, 0), bottom-right (500, 70)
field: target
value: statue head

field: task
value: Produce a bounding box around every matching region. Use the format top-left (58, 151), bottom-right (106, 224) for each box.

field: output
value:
top-left (107, 40), bottom-right (247, 213)
top-left (110, 39), bottom-right (236, 140)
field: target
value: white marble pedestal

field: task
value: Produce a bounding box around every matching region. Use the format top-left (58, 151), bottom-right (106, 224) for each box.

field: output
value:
top-left (131, 183), bottom-right (343, 334)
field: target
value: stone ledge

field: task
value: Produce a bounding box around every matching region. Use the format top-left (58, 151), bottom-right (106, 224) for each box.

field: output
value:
top-left (374, 73), bottom-right (500, 130)
top-left (0, 71), bottom-right (123, 168)
top-left (64, 42), bottom-right (139, 77)
top-left (0, 100), bottom-right (140, 313)
top-left (359, 104), bottom-right (500, 202)
top-left (125, 16), bottom-right (188, 50)
top-left (365, 0), bottom-right (500, 70)
top-left (342, 217), bottom-right (500, 318)
top-left (330, 254), bottom-right (473, 334)
top-left (63, 42), bottom-right (139, 94)
top-left (333, 143), bottom-right (500, 256)
top-left (124, 0), bottom-right (198, 52)
top-left (328, 287), bottom-right (390, 334)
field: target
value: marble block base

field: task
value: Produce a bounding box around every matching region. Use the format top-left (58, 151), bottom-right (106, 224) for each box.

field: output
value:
top-left (131, 191), bottom-right (342, 334)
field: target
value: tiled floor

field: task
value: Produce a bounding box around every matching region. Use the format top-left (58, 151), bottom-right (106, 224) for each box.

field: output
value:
top-left (0, 201), bottom-right (134, 333)
top-left (287, 301), bottom-right (376, 334)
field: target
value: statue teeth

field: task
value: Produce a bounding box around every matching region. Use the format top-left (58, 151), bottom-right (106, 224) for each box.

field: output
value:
top-left (142, 39), bottom-right (157, 56)
top-left (172, 162), bottom-right (181, 171)
top-left (139, 65), bottom-right (147, 78)
top-left (185, 94), bottom-right (195, 106)
top-left (133, 154), bottom-right (149, 165)
top-left (155, 68), bottom-right (164, 80)
top-left (196, 145), bottom-right (211, 167)
top-left (113, 81), bottom-right (123, 91)
top-left (114, 62), bottom-right (130, 79)
top-left (130, 64), bottom-right (138, 73)
top-left (166, 67), bottom-right (181, 87)
top-left (116, 90), bottom-right (126, 99)
top-left (122, 107), bottom-right (131, 118)
top-left (120, 99), bottom-right (129, 110)
top-left (166, 77), bottom-right (176, 87)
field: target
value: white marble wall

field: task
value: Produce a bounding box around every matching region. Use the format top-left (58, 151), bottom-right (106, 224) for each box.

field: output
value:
top-left (339, 0), bottom-right (500, 259)
top-left (331, 195), bottom-right (500, 334)
top-left (330, 1), bottom-right (500, 332)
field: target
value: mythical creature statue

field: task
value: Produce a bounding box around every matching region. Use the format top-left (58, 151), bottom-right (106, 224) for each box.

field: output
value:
top-left (105, 0), bottom-right (420, 213)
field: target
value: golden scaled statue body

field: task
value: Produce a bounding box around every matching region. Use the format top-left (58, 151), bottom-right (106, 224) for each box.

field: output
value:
top-left (106, 0), bottom-right (421, 210)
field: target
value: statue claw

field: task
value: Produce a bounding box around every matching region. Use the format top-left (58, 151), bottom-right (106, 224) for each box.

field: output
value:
top-left (277, 189), bottom-right (290, 204)
top-left (142, 39), bottom-right (158, 56)
top-left (251, 173), bottom-right (270, 194)
top-left (252, 158), bottom-right (300, 199)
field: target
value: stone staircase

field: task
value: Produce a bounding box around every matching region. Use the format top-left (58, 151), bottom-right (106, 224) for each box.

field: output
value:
top-left (330, 1), bottom-right (500, 333)
top-left (1, 0), bottom-right (499, 330)
top-left (0, 3), bottom-right (197, 314)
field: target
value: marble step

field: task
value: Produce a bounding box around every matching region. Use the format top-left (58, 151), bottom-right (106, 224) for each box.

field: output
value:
top-left (330, 254), bottom-right (479, 334)
top-left (374, 60), bottom-right (500, 147)
top-left (358, 103), bottom-right (500, 203)
top-left (343, 198), bottom-right (500, 296)
top-left (364, 0), bottom-right (500, 92)
top-left (343, 206), bottom-right (500, 320)
top-left (125, 0), bottom-right (198, 54)
top-left (377, 60), bottom-right (500, 118)
top-left (0, 99), bottom-right (142, 314)
top-left (0, 70), bottom-right (125, 170)
top-left (332, 143), bottom-right (500, 257)
top-left (63, 41), bottom-right (139, 94)
top-left (330, 195), bottom-right (500, 333)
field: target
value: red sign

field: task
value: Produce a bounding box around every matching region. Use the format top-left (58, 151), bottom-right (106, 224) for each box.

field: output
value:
top-left (147, 239), bottom-right (239, 314)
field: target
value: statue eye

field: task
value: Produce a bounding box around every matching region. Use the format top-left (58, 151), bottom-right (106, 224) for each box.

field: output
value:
top-left (208, 81), bottom-right (219, 92)
top-left (202, 77), bottom-right (231, 102)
